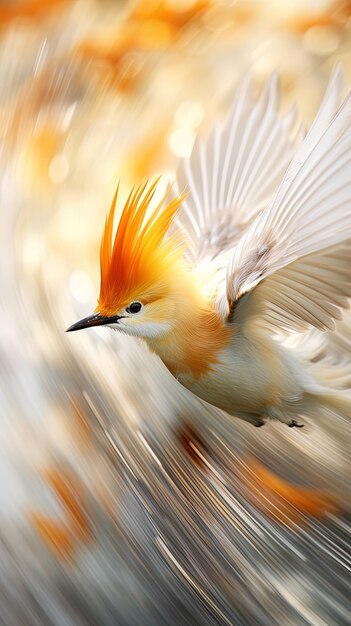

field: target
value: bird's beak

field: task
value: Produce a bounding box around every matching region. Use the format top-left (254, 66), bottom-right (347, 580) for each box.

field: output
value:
top-left (66, 313), bottom-right (121, 332)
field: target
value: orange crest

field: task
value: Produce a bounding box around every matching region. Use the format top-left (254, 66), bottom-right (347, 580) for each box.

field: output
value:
top-left (97, 179), bottom-right (186, 316)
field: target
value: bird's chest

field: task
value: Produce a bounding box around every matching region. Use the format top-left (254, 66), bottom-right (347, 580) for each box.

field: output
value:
top-left (147, 308), bottom-right (234, 380)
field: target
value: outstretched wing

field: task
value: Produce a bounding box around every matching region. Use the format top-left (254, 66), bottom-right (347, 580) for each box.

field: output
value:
top-left (225, 66), bottom-right (351, 334)
top-left (171, 73), bottom-right (302, 268)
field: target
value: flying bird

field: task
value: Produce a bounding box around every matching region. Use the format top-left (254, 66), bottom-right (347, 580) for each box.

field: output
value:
top-left (67, 67), bottom-right (351, 429)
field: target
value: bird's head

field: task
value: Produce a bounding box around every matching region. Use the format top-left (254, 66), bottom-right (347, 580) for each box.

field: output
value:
top-left (66, 179), bottom-right (190, 340)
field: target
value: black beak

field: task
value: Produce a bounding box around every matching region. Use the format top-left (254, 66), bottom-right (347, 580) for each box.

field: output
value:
top-left (66, 313), bottom-right (121, 332)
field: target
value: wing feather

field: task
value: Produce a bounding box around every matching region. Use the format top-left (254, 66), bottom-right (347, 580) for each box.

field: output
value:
top-left (226, 66), bottom-right (351, 335)
top-left (171, 73), bottom-right (302, 265)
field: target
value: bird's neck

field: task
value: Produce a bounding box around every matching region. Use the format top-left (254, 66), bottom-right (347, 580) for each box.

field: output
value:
top-left (145, 275), bottom-right (233, 378)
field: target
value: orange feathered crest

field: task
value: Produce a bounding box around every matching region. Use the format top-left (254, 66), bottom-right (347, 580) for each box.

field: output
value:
top-left (97, 179), bottom-right (186, 316)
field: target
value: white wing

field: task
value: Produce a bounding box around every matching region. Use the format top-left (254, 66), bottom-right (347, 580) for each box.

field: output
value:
top-left (225, 66), bottom-right (351, 334)
top-left (171, 73), bottom-right (302, 268)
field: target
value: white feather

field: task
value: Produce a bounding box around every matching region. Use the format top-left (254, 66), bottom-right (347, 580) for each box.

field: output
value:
top-left (226, 66), bottom-right (351, 334)
top-left (171, 72), bottom-right (302, 267)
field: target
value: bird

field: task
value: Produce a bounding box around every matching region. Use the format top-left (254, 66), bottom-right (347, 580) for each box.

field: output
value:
top-left (67, 66), bottom-right (351, 430)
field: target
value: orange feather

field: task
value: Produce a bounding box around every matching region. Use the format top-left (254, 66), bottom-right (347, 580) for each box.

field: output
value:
top-left (97, 179), bottom-right (186, 316)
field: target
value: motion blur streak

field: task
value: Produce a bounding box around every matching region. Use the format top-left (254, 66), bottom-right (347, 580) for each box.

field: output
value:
top-left (0, 1), bottom-right (350, 625)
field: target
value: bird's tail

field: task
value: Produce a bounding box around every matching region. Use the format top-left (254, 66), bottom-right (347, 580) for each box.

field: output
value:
top-left (301, 312), bottom-right (351, 419)
top-left (307, 387), bottom-right (351, 419)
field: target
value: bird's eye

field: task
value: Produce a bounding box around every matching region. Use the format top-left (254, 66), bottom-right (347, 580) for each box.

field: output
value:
top-left (126, 301), bottom-right (142, 314)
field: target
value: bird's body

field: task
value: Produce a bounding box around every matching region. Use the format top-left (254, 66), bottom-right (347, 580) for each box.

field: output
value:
top-left (68, 66), bottom-right (351, 430)
top-left (144, 277), bottom-right (347, 428)
top-left (175, 331), bottom-right (302, 425)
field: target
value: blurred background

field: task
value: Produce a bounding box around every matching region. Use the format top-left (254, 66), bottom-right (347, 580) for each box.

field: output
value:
top-left (0, 1), bottom-right (351, 624)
